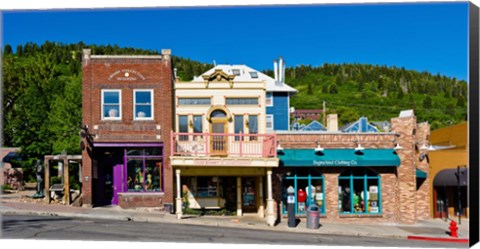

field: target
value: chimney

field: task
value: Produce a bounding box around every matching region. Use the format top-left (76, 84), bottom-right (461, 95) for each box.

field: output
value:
top-left (273, 60), bottom-right (278, 82)
top-left (278, 56), bottom-right (284, 83)
top-left (327, 114), bottom-right (338, 132)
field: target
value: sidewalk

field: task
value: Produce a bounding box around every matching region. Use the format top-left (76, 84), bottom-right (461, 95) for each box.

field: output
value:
top-left (0, 191), bottom-right (469, 243)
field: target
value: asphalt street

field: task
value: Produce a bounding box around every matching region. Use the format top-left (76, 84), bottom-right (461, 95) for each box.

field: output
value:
top-left (0, 214), bottom-right (467, 248)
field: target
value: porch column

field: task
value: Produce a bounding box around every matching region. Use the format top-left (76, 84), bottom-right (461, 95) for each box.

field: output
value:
top-left (237, 177), bottom-right (242, 216)
top-left (175, 169), bottom-right (182, 219)
top-left (266, 169), bottom-right (275, 226)
top-left (258, 177), bottom-right (265, 218)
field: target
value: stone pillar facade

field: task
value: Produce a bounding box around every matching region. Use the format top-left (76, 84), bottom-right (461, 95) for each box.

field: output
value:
top-left (415, 122), bottom-right (431, 220)
top-left (391, 115), bottom-right (417, 224)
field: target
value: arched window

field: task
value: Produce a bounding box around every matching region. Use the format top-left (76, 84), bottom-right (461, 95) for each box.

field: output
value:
top-left (282, 168), bottom-right (325, 215)
top-left (338, 168), bottom-right (381, 214)
top-left (210, 110), bottom-right (227, 119)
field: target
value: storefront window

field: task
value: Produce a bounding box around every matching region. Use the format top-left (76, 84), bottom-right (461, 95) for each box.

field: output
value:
top-left (282, 168), bottom-right (325, 215)
top-left (196, 177), bottom-right (218, 197)
top-left (338, 168), bottom-right (381, 214)
top-left (125, 148), bottom-right (163, 192)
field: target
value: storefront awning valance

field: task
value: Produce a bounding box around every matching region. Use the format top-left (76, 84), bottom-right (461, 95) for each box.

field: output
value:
top-left (416, 169), bottom-right (427, 179)
top-left (278, 149), bottom-right (400, 167)
top-left (433, 168), bottom-right (468, 187)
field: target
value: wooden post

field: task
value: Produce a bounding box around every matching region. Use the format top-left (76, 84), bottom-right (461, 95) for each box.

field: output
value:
top-left (63, 156), bottom-right (70, 205)
top-left (44, 157), bottom-right (50, 204)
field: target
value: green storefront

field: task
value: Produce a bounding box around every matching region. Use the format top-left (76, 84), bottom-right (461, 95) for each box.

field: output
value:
top-left (278, 148), bottom-right (401, 216)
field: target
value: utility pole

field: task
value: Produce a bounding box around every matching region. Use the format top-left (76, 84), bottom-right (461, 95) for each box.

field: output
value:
top-left (323, 101), bottom-right (326, 126)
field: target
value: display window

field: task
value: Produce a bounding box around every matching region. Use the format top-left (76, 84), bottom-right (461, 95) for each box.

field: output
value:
top-left (282, 168), bottom-right (325, 215)
top-left (125, 148), bottom-right (163, 192)
top-left (338, 168), bottom-right (381, 214)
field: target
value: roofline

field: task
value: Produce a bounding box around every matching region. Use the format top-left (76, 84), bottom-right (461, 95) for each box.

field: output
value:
top-left (90, 55), bottom-right (164, 59)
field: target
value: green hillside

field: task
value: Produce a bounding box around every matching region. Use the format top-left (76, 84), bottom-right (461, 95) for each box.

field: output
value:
top-left (263, 64), bottom-right (467, 129)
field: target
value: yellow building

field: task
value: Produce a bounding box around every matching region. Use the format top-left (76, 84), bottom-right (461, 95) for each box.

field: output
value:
top-left (428, 122), bottom-right (468, 219)
top-left (171, 66), bottom-right (278, 226)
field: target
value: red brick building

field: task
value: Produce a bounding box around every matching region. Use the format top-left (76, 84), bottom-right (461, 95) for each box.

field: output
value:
top-left (80, 49), bottom-right (174, 209)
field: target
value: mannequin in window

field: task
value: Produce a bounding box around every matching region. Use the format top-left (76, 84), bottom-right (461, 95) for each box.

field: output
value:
top-left (305, 184), bottom-right (315, 206)
top-left (297, 188), bottom-right (307, 212)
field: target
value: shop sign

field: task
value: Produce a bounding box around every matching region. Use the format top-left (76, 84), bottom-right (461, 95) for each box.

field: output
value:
top-left (193, 159), bottom-right (253, 166)
top-left (313, 160), bottom-right (358, 166)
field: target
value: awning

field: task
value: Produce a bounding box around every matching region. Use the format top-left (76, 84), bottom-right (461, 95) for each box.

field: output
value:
top-left (433, 168), bottom-right (468, 187)
top-left (416, 169), bottom-right (427, 179)
top-left (278, 149), bottom-right (400, 167)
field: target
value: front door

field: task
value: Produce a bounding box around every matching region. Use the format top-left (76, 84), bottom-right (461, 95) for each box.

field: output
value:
top-left (210, 120), bottom-right (228, 156)
top-left (112, 164), bottom-right (124, 205)
top-left (242, 177), bottom-right (256, 213)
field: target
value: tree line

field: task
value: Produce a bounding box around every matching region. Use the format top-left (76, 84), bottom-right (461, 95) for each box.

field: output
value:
top-left (263, 63), bottom-right (467, 129)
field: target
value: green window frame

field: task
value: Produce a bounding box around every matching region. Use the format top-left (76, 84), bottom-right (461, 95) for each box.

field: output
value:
top-left (282, 169), bottom-right (325, 215)
top-left (338, 168), bottom-right (381, 215)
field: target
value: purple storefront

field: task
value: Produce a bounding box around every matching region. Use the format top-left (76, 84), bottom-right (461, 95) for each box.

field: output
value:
top-left (80, 49), bottom-right (174, 209)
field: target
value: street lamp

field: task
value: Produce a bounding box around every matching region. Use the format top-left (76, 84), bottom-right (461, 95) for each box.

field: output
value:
top-left (455, 165), bottom-right (467, 225)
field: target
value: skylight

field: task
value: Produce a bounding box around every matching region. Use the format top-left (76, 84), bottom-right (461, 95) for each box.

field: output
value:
top-left (232, 69), bottom-right (241, 76)
top-left (249, 71), bottom-right (258, 78)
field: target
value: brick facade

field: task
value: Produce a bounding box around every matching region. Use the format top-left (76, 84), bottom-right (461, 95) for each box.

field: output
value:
top-left (274, 113), bottom-right (430, 224)
top-left (81, 49), bottom-right (174, 208)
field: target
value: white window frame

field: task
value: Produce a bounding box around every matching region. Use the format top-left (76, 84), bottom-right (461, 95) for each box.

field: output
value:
top-left (266, 92), bottom-right (273, 107)
top-left (266, 114), bottom-right (274, 130)
top-left (133, 89), bottom-right (154, 121)
top-left (101, 89), bottom-right (122, 120)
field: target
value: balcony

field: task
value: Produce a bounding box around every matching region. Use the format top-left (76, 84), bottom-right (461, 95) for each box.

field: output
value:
top-left (171, 132), bottom-right (277, 158)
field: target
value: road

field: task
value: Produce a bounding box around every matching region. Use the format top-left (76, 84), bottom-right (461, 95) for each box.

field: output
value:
top-left (1, 214), bottom-right (467, 248)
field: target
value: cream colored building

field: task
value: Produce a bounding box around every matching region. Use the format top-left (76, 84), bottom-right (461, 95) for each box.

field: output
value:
top-left (171, 67), bottom-right (278, 226)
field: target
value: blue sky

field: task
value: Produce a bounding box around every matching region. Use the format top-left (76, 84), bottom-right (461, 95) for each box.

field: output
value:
top-left (2, 2), bottom-right (469, 81)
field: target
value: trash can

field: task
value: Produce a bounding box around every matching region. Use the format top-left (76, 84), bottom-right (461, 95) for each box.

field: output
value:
top-left (306, 205), bottom-right (320, 229)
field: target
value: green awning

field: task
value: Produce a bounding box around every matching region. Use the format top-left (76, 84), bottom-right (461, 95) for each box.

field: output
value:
top-left (278, 149), bottom-right (400, 167)
top-left (416, 169), bottom-right (427, 179)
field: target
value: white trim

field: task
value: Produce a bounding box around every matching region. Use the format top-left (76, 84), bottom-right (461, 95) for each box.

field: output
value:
top-left (101, 89), bottom-right (122, 121)
top-left (266, 114), bottom-right (274, 131)
top-left (287, 93), bottom-right (291, 131)
top-left (133, 89), bottom-right (154, 121)
top-left (266, 92), bottom-right (273, 107)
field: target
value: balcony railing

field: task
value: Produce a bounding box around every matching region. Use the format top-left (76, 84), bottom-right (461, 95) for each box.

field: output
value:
top-left (171, 132), bottom-right (277, 158)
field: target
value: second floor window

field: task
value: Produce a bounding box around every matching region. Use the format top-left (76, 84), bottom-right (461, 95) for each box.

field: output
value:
top-left (266, 92), bottom-right (273, 107)
top-left (226, 98), bottom-right (259, 105)
top-left (178, 98), bottom-right (211, 105)
top-left (193, 115), bottom-right (203, 133)
top-left (102, 90), bottom-right (121, 120)
top-left (134, 90), bottom-right (153, 120)
top-left (179, 115), bottom-right (188, 141)
top-left (234, 115), bottom-right (244, 141)
top-left (266, 115), bottom-right (274, 130)
top-left (248, 115), bottom-right (258, 141)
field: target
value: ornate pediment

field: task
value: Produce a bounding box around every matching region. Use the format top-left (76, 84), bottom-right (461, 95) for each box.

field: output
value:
top-left (202, 69), bottom-right (236, 88)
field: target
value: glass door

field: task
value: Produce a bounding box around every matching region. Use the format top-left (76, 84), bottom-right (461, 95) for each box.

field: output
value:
top-left (242, 177), bottom-right (256, 212)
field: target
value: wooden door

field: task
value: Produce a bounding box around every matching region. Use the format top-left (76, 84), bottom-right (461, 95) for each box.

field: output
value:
top-left (242, 177), bottom-right (256, 212)
top-left (210, 120), bottom-right (228, 156)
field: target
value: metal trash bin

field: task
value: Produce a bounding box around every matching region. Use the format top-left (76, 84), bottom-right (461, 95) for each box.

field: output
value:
top-left (306, 205), bottom-right (320, 229)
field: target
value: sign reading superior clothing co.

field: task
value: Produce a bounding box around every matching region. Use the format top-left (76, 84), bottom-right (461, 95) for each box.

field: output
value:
top-left (313, 160), bottom-right (358, 166)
